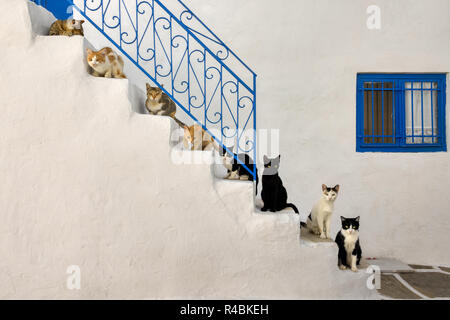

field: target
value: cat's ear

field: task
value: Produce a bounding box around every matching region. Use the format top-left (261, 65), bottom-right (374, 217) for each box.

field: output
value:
top-left (86, 48), bottom-right (92, 55)
top-left (334, 184), bottom-right (340, 192)
top-left (278, 155), bottom-right (281, 159)
top-left (355, 216), bottom-right (360, 222)
top-left (80, 20), bottom-right (85, 25)
top-left (263, 155), bottom-right (269, 164)
top-left (340, 216), bottom-right (346, 222)
top-left (146, 83), bottom-right (151, 92)
top-left (322, 184), bottom-right (327, 192)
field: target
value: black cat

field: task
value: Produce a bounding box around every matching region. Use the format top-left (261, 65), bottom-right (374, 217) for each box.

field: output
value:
top-left (220, 147), bottom-right (259, 195)
top-left (261, 155), bottom-right (299, 213)
top-left (335, 216), bottom-right (362, 272)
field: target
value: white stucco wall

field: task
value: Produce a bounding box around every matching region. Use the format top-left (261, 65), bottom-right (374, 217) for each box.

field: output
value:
top-left (182, 0), bottom-right (450, 265)
top-left (2, 0), bottom-right (448, 299)
top-left (0, 1), bottom-right (380, 299)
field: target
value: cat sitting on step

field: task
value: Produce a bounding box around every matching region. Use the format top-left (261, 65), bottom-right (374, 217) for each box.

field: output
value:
top-left (219, 146), bottom-right (258, 195)
top-left (86, 47), bottom-right (126, 79)
top-left (145, 84), bottom-right (177, 117)
top-left (301, 184), bottom-right (339, 239)
top-left (261, 155), bottom-right (299, 213)
top-left (49, 19), bottom-right (85, 36)
top-left (335, 216), bottom-right (362, 272)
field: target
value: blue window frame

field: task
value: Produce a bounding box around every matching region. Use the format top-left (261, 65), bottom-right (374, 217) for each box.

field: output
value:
top-left (356, 74), bottom-right (447, 152)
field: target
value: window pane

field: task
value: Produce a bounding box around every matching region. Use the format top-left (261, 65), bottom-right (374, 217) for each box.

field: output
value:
top-left (363, 81), bottom-right (395, 144)
top-left (363, 82), bottom-right (373, 144)
top-left (383, 82), bottom-right (395, 144)
top-left (405, 82), bottom-right (438, 144)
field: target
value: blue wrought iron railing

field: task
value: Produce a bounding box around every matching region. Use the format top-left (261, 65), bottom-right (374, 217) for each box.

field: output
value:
top-left (67, 0), bottom-right (257, 178)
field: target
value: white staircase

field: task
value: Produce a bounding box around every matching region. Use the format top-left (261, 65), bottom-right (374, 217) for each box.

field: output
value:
top-left (0, 0), bottom-right (377, 299)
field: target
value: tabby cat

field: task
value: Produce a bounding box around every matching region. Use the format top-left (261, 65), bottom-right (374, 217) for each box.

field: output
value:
top-left (86, 47), bottom-right (126, 79)
top-left (145, 84), bottom-right (177, 117)
top-left (183, 125), bottom-right (216, 151)
top-left (49, 19), bottom-right (85, 36)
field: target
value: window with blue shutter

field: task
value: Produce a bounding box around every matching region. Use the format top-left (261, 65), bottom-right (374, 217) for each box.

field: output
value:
top-left (356, 74), bottom-right (446, 152)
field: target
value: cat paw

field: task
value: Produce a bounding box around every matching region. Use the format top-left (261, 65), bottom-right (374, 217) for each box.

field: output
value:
top-left (261, 207), bottom-right (268, 212)
top-left (319, 234), bottom-right (326, 239)
top-left (339, 265), bottom-right (347, 270)
top-left (351, 267), bottom-right (358, 272)
top-left (326, 234), bottom-right (332, 239)
top-left (270, 209), bottom-right (276, 212)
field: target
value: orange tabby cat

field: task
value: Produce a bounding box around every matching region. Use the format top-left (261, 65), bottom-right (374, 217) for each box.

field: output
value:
top-left (49, 19), bottom-right (85, 36)
top-left (183, 124), bottom-right (217, 151)
top-left (86, 47), bottom-right (126, 79)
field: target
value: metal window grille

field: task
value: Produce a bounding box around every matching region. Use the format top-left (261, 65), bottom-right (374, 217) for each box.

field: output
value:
top-left (357, 74), bottom-right (446, 152)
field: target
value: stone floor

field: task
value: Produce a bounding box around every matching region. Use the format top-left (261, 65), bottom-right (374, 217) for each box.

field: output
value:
top-left (378, 265), bottom-right (450, 300)
top-left (299, 228), bottom-right (450, 299)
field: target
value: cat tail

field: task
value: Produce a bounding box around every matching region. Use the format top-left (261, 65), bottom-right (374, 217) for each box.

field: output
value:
top-left (285, 203), bottom-right (299, 214)
top-left (172, 116), bottom-right (186, 128)
top-left (210, 138), bottom-right (221, 153)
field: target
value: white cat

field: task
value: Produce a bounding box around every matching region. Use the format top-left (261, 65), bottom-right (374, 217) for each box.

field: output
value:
top-left (305, 184), bottom-right (340, 239)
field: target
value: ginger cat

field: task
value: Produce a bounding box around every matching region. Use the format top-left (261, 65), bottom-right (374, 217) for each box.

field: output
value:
top-left (183, 125), bottom-right (217, 151)
top-left (49, 19), bottom-right (85, 36)
top-left (86, 47), bottom-right (126, 79)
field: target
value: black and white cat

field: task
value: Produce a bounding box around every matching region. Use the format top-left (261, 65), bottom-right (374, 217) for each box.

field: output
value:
top-left (220, 147), bottom-right (258, 195)
top-left (335, 216), bottom-right (362, 272)
top-left (261, 155), bottom-right (299, 213)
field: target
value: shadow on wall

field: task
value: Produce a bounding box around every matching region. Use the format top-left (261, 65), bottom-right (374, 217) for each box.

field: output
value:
top-left (28, 0), bottom-right (55, 35)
